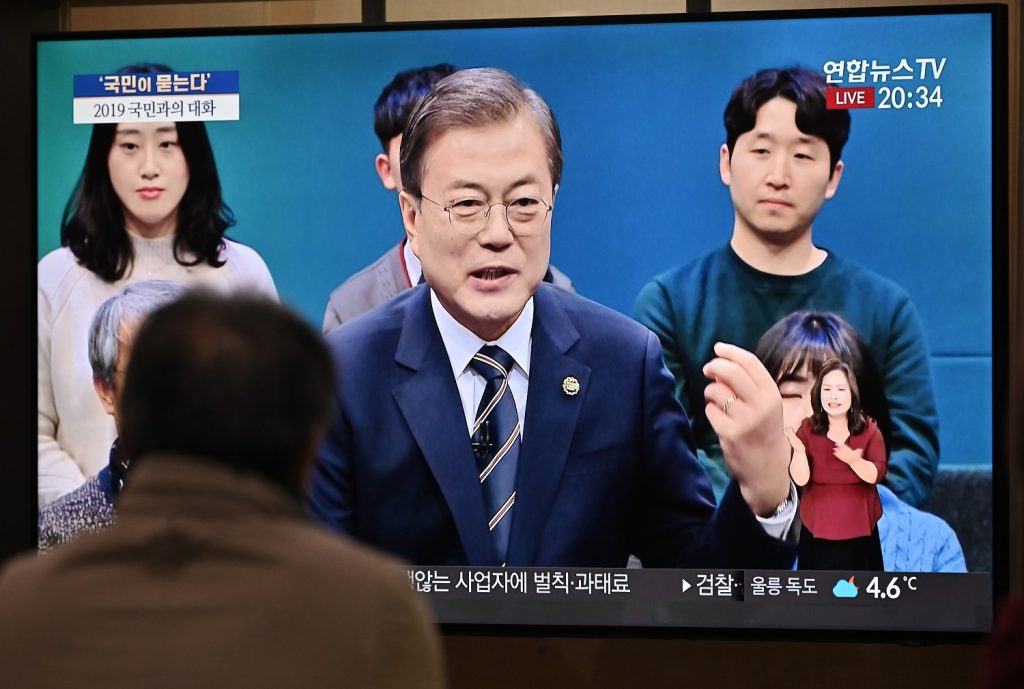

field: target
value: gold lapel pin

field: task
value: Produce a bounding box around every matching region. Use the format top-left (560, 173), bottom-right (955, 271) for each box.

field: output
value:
top-left (562, 376), bottom-right (581, 396)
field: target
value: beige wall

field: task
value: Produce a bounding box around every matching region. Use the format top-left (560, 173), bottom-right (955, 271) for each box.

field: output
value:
top-left (67, 0), bottom-right (360, 31)
top-left (64, 0), bottom-right (685, 31)
top-left (387, 0), bottom-right (687, 22)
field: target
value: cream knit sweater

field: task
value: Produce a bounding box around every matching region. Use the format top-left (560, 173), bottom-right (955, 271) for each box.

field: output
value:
top-left (37, 233), bottom-right (278, 507)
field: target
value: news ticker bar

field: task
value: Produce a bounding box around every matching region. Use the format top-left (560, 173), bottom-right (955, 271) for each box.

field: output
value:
top-left (407, 567), bottom-right (992, 632)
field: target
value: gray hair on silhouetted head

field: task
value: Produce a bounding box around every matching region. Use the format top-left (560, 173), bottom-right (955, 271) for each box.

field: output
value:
top-left (88, 280), bottom-right (189, 388)
top-left (399, 67), bottom-right (563, 197)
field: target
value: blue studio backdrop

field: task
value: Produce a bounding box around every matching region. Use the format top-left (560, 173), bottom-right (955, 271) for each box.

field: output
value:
top-left (37, 12), bottom-right (994, 470)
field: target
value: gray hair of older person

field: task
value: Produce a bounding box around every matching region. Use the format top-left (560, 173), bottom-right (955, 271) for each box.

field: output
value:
top-left (399, 67), bottom-right (563, 197)
top-left (88, 280), bottom-right (189, 388)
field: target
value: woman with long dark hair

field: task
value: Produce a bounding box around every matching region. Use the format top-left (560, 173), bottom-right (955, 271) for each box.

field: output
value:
top-left (38, 64), bottom-right (277, 507)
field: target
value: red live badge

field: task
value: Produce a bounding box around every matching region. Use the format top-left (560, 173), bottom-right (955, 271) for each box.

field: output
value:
top-left (826, 87), bottom-right (875, 109)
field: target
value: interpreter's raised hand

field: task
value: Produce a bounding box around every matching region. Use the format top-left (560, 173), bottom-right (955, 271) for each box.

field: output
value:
top-left (784, 427), bottom-right (805, 454)
top-left (833, 444), bottom-right (864, 465)
top-left (703, 342), bottom-right (791, 517)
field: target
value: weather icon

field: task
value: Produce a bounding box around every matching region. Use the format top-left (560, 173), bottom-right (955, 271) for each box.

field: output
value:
top-left (832, 577), bottom-right (859, 599)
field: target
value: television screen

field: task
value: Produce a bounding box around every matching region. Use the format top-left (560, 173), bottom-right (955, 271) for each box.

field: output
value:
top-left (35, 5), bottom-right (1005, 636)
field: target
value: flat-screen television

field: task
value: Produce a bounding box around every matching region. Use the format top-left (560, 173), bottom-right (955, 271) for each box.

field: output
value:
top-left (34, 4), bottom-right (1007, 637)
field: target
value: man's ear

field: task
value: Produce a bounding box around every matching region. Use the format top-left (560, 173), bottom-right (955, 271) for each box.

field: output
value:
top-left (719, 143), bottom-right (733, 186)
top-left (399, 190), bottom-right (421, 255)
top-left (825, 160), bottom-right (844, 200)
top-left (92, 377), bottom-right (116, 416)
top-left (375, 153), bottom-right (397, 191)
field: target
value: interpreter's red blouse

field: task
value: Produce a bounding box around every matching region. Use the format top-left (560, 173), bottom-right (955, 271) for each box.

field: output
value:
top-left (795, 417), bottom-right (887, 540)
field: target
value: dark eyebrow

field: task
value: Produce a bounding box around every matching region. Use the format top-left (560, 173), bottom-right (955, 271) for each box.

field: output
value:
top-left (779, 373), bottom-right (810, 384)
top-left (115, 126), bottom-right (177, 136)
top-left (506, 175), bottom-right (541, 192)
top-left (752, 131), bottom-right (820, 147)
top-left (443, 175), bottom-right (543, 196)
top-left (443, 180), bottom-right (486, 194)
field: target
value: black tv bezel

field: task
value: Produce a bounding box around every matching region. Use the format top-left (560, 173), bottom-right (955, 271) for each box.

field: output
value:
top-left (27, 3), bottom-right (1010, 643)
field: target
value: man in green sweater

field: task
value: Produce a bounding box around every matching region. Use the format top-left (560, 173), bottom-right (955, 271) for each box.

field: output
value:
top-left (633, 66), bottom-right (939, 508)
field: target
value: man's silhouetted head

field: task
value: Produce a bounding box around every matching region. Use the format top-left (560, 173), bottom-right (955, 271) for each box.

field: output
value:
top-left (118, 292), bottom-right (334, 495)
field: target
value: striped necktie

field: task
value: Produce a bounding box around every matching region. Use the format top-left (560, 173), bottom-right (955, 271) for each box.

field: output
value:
top-left (469, 345), bottom-right (521, 564)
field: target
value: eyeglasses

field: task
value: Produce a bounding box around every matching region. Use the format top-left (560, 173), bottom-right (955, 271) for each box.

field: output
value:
top-left (419, 193), bottom-right (553, 236)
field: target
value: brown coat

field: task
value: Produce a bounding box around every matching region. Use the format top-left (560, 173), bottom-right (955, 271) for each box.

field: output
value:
top-left (0, 455), bottom-right (446, 689)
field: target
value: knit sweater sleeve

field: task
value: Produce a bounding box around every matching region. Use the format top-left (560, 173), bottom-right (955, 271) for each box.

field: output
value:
top-left (879, 293), bottom-right (940, 507)
top-left (37, 253), bottom-right (87, 506)
top-left (633, 278), bottom-right (731, 500)
top-left (930, 518), bottom-right (968, 572)
top-left (222, 239), bottom-right (279, 300)
top-left (863, 421), bottom-right (887, 484)
top-left (634, 276), bottom-right (705, 421)
top-left (880, 487), bottom-right (968, 572)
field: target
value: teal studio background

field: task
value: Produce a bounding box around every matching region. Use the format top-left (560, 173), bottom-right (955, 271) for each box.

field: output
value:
top-left (38, 12), bottom-right (994, 472)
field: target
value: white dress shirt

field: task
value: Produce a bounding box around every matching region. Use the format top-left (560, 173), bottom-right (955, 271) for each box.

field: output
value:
top-left (404, 238), bottom-right (423, 287)
top-left (430, 290), bottom-right (531, 435)
top-left (428, 289), bottom-right (795, 540)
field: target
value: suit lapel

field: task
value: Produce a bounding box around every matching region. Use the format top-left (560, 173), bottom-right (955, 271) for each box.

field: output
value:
top-left (392, 287), bottom-right (496, 566)
top-left (507, 286), bottom-right (590, 565)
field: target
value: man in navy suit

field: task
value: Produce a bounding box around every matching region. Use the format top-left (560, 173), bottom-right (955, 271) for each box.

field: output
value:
top-left (306, 68), bottom-right (797, 568)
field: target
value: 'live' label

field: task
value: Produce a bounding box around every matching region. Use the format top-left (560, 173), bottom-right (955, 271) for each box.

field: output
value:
top-left (826, 87), bottom-right (875, 109)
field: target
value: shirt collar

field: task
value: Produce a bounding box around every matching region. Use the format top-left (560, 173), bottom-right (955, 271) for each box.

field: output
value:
top-left (430, 289), bottom-right (533, 379)
top-left (403, 238), bottom-right (423, 286)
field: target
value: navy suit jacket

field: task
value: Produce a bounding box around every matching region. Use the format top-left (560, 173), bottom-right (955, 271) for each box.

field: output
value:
top-left (306, 284), bottom-right (794, 568)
